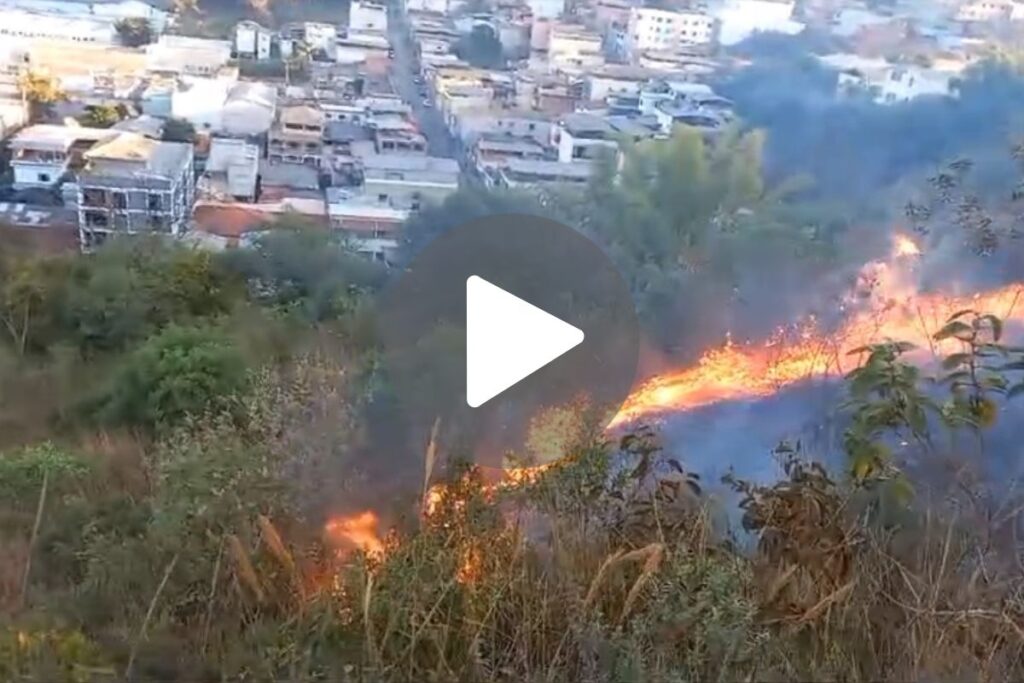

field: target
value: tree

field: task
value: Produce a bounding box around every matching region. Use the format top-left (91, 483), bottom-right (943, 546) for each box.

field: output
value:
top-left (161, 118), bottom-right (196, 144)
top-left (78, 103), bottom-right (125, 129)
top-left (456, 25), bottom-right (505, 69)
top-left (114, 17), bottom-right (154, 47)
top-left (17, 71), bottom-right (65, 123)
top-left (218, 223), bottom-right (386, 322)
top-left (94, 324), bottom-right (248, 431)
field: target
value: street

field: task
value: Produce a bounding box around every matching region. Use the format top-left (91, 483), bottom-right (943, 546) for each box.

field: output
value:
top-left (386, 4), bottom-right (458, 159)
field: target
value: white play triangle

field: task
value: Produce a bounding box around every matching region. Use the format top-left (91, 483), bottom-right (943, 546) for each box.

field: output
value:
top-left (466, 275), bottom-right (585, 408)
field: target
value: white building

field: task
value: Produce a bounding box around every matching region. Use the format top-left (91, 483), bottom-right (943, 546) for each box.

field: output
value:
top-left (9, 124), bottom-right (113, 188)
top-left (350, 0), bottom-right (388, 33)
top-left (235, 20), bottom-right (274, 60)
top-left (955, 0), bottom-right (1024, 21)
top-left (222, 81), bottom-right (277, 137)
top-left (169, 76), bottom-right (236, 132)
top-left (0, 8), bottom-right (117, 42)
top-left (714, 0), bottom-right (802, 46)
top-left (147, 35), bottom-right (233, 76)
top-left (820, 54), bottom-right (959, 104)
top-left (527, 0), bottom-right (565, 20)
top-left (303, 22), bottom-right (338, 53)
top-left (204, 138), bottom-right (259, 201)
top-left (626, 8), bottom-right (716, 56)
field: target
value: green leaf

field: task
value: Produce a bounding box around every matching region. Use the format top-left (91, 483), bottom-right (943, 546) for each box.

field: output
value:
top-left (934, 320), bottom-right (974, 342)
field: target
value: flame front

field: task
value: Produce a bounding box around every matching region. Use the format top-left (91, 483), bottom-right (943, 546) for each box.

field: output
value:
top-left (612, 244), bottom-right (1024, 426)
top-left (325, 510), bottom-right (385, 559)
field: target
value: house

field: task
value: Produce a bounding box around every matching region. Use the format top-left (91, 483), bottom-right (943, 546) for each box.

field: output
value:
top-left (472, 136), bottom-right (549, 173)
top-left (323, 120), bottom-right (375, 180)
top-left (820, 53), bottom-right (960, 104)
top-left (235, 20), bottom-right (274, 60)
top-left (9, 124), bottom-right (114, 189)
top-left (493, 158), bottom-right (593, 188)
top-left (360, 154), bottom-right (459, 210)
top-left (553, 113), bottom-right (619, 163)
top-left (327, 188), bottom-right (407, 263)
top-left (586, 65), bottom-right (657, 102)
top-left (625, 8), bottom-right (716, 57)
top-left (76, 132), bottom-right (195, 249)
top-left (202, 137), bottom-right (260, 202)
top-left (543, 23), bottom-right (606, 74)
top-left (304, 22), bottom-right (338, 54)
top-left (222, 82), bottom-right (277, 137)
top-left (268, 104), bottom-right (325, 167)
top-left (452, 109), bottom-right (553, 145)
top-left (147, 35), bottom-right (234, 77)
top-left (258, 160), bottom-right (322, 198)
top-left (168, 75), bottom-right (236, 133)
top-left (350, 0), bottom-right (388, 33)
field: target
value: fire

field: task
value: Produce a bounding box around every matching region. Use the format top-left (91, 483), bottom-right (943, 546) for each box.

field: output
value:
top-left (325, 510), bottom-right (385, 559)
top-left (893, 234), bottom-right (922, 258)
top-left (612, 261), bottom-right (1024, 426)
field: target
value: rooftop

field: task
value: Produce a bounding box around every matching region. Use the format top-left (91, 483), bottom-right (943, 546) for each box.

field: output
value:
top-left (10, 124), bottom-right (114, 152)
top-left (361, 154), bottom-right (460, 175)
top-left (83, 133), bottom-right (193, 177)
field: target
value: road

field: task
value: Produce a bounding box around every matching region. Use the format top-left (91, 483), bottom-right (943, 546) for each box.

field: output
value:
top-left (386, 5), bottom-right (457, 159)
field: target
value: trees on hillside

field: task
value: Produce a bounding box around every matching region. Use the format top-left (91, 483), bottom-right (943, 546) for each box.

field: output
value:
top-left (456, 25), bottom-right (505, 69)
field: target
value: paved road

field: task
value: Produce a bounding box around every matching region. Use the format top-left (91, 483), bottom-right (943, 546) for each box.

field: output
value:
top-left (386, 6), bottom-right (457, 159)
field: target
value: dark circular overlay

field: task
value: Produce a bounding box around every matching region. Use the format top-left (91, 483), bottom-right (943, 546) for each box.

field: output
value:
top-left (374, 214), bottom-right (639, 472)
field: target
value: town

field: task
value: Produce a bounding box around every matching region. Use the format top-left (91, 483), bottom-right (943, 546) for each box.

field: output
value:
top-left (0, 0), bottom-right (1009, 260)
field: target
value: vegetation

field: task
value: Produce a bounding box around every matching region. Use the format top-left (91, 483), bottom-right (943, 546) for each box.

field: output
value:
top-left (5, 67), bottom-right (1024, 679)
top-left (114, 18), bottom-right (154, 47)
top-left (160, 118), bottom-right (197, 144)
top-left (77, 104), bottom-right (128, 129)
top-left (16, 72), bottom-right (65, 124)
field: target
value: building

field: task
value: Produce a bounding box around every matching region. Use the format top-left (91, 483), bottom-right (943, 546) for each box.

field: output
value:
top-left (586, 65), bottom-right (658, 102)
top-left (9, 124), bottom-right (114, 188)
top-left (713, 0), bottom-right (802, 46)
top-left (235, 20), bottom-right (274, 60)
top-left (77, 132), bottom-right (195, 248)
top-left (0, 7), bottom-right (119, 42)
top-left (472, 136), bottom-right (549, 174)
top-left (222, 81), bottom-right (277, 137)
top-left (553, 112), bottom-right (661, 163)
top-left (304, 22), bottom-right (338, 53)
top-left (327, 188), bottom-right (407, 263)
top-left (545, 23), bottom-right (606, 74)
top-left (626, 8), bottom-right (716, 56)
top-left (167, 75), bottom-right (236, 133)
top-left (350, 0), bottom-right (388, 33)
top-left (147, 35), bottom-right (234, 77)
top-left (493, 158), bottom-right (593, 188)
top-left (527, 0), bottom-right (564, 20)
top-left (202, 138), bottom-right (259, 202)
top-left (820, 53), bottom-right (960, 104)
top-left (360, 154), bottom-right (459, 210)
top-left (268, 104), bottom-right (326, 167)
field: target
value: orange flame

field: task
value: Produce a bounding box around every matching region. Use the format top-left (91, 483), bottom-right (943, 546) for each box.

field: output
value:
top-left (893, 234), bottom-right (922, 258)
top-left (325, 510), bottom-right (385, 559)
top-left (612, 258), bottom-right (1024, 427)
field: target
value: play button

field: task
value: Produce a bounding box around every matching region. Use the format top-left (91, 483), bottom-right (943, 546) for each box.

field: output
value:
top-left (466, 275), bottom-right (585, 408)
top-left (373, 213), bottom-right (639, 472)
